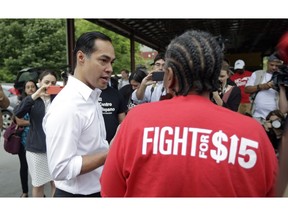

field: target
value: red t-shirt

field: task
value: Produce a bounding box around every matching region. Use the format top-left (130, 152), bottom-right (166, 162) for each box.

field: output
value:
top-left (101, 95), bottom-right (278, 197)
top-left (230, 70), bottom-right (252, 103)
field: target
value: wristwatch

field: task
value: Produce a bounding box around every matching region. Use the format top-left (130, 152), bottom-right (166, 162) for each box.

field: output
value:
top-left (257, 84), bottom-right (260, 91)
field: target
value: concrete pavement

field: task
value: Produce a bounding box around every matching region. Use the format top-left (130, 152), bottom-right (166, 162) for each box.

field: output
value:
top-left (0, 132), bottom-right (51, 197)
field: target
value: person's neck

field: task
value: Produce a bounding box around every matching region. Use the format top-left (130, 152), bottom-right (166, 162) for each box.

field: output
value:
top-left (188, 91), bottom-right (210, 99)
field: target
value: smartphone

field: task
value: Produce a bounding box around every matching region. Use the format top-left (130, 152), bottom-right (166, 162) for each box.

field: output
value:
top-left (152, 71), bottom-right (164, 81)
top-left (46, 86), bottom-right (63, 95)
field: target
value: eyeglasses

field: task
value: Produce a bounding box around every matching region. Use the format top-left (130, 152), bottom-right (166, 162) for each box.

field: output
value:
top-left (154, 63), bottom-right (165, 68)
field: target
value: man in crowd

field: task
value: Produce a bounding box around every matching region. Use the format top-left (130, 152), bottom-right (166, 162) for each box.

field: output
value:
top-left (230, 59), bottom-right (252, 115)
top-left (131, 52), bottom-right (166, 104)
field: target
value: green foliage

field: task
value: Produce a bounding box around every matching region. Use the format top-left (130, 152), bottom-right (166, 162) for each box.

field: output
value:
top-left (0, 19), bottom-right (67, 82)
top-left (74, 19), bottom-right (147, 74)
top-left (0, 18), bottom-right (151, 82)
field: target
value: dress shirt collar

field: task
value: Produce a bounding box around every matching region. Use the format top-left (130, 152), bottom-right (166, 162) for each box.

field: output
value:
top-left (67, 75), bottom-right (102, 101)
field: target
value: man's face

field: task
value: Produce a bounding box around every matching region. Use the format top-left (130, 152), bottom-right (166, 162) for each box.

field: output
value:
top-left (267, 61), bottom-right (280, 73)
top-left (153, 59), bottom-right (165, 71)
top-left (236, 69), bottom-right (244, 74)
top-left (121, 70), bottom-right (129, 79)
top-left (81, 39), bottom-right (115, 89)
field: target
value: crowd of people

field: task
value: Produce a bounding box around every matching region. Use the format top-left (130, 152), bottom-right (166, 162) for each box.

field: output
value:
top-left (3, 29), bottom-right (288, 197)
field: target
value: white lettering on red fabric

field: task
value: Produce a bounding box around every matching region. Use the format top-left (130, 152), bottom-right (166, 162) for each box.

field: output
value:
top-left (142, 127), bottom-right (259, 169)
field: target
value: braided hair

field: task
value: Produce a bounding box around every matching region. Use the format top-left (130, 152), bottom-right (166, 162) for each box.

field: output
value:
top-left (164, 29), bottom-right (223, 96)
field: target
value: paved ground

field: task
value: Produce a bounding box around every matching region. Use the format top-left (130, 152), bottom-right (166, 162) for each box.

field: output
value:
top-left (0, 132), bottom-right (51, 197)
top-left (0, 131), bottom-right (287, 197)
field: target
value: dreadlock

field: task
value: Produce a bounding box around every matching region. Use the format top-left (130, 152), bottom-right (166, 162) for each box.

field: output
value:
top-left (164, 29), bottom-right (223, 96)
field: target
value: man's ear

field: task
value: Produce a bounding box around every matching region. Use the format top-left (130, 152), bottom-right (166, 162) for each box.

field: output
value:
top-left (166, 67), bottom-right (175, 89)
top-left (77, 51), bottom-right (85, 64)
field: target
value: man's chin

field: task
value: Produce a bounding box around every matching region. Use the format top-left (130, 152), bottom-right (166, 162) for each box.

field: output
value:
top-left (98, 83), bottom-right (108, 90)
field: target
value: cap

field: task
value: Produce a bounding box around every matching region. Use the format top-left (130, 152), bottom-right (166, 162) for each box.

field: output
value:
top-left (150, 52), bottom-right (165, 66)
top-left (234, 59), bottom-right (245, 70)
top-left (268, 54), bottom-right (282, 63)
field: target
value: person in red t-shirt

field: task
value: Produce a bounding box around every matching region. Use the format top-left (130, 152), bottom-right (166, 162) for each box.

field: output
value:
top-left (100, 30), bottom-right (278, 197)
top-left (230, 59), bottom-right (252, 115)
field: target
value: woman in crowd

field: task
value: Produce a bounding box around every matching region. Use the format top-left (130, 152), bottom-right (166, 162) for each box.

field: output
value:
top-left (15, 80), bottom-right (38, 197)
top-left (212, 63), bottom-right (241, 111)
top-left (14, 70), bottom-right (57, 197)
top-left (119, 67), bottom-right (147, 111)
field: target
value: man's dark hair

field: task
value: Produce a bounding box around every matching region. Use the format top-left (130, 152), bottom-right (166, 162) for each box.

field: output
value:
top-left (164, 29), bottom-right (223, 96)
top-left (121, 69), bottom-right (130, 75)
top-left (151, 52), bottom-right (165, 65)
top-left (73, 31), bottom-right (112, 68)
top-left (129, 68), bottom-right (147, 83)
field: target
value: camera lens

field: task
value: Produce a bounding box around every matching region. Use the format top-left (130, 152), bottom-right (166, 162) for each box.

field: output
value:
top-left (272, 119), bottom-right (281, 129)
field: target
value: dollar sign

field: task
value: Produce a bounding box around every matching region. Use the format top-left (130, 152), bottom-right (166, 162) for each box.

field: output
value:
top-left (211, 130), bottom-right (228, 163)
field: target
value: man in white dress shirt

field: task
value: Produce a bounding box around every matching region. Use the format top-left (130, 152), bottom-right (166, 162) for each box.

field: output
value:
top-left (43, 31), bottom-right (115, 197)
top-left (131, 52), bottom-right (166, 104)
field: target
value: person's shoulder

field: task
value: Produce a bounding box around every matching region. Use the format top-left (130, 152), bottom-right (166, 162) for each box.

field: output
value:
top-left (244, 70), bottom-right (252, 75)
top-left (128, 98), bottom-right (163, 113)
top-left (252, 69), bottom-right (264, 74)
top-left (234, 113), bottom-right (261, 126)
top-left (232, 85), bottom-right (241, 92)
top-left (108, 86), bottom-right (122, 95)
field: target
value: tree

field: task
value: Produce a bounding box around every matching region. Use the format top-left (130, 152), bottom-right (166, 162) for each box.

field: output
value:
top-left (0, 19), bottom-right (149, 82)
top-left (74, 19), bottom-right (148, 74)
top-left (0, 19), bottom-right (67, 82)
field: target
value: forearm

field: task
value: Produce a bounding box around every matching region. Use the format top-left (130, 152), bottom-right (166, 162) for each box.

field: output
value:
top-left (245, 83), bottom-right (271, 94)
top-left (276, 131), bottom-right (288, 196)
top-left (279, 86), bottom-right (288, 114)
top-left (80, 150), bottom-right (109, 175)
top-left (135, 83), bottom-right (147, 100)
top-left (212, 92), bottom-right (223, 106)
top-left (15, 117), bottom-right (30, 127)
top-left (244, 85), bottom-right (258, 94)
top-left (13, 96), bottom-right (34, 118)
top-left (0, 91), bottom-right (10, 109)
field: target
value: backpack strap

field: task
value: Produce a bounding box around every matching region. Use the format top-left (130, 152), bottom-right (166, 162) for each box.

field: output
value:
top-left (222, 86), bottom-right (234, 104)
top-left (254, 70), bottom-right (266, 86)
top-left (250, 70), bottom-right (266, 115)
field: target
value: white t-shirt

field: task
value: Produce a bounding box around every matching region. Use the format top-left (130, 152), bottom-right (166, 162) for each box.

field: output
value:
top-left (246, 71), bottom-right (278, 119)
top-left (131, 81), bottom-right (165, 104)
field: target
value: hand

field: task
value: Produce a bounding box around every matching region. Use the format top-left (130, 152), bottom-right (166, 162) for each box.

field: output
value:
top-left (212, 91), bottom-right (221, 98)
top-left (260, 82), bottom-right (273, 90)
top-left (262, 120), bottom-right (272, 132)
top-left (31, 84), bottom-right (50, 100)
top-left (142, 73), bottom-right (156, 86)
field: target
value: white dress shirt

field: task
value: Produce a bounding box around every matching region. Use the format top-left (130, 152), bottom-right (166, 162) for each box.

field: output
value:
top-left (43, 75), bottom-right (109, 195)
top-left (131, 81), bottom-right (165, 104)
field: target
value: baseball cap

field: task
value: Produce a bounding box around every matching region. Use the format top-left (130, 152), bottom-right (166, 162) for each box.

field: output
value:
top-left (268, 54), bottom-right (282, 63)
top-left (150, 52), bottom-right (165, 66)
top-left (234, 59), bottom-right (245, 70)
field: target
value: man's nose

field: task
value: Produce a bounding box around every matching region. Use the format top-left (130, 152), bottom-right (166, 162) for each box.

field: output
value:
top-left (106, 64), bottom-right (113, 73)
